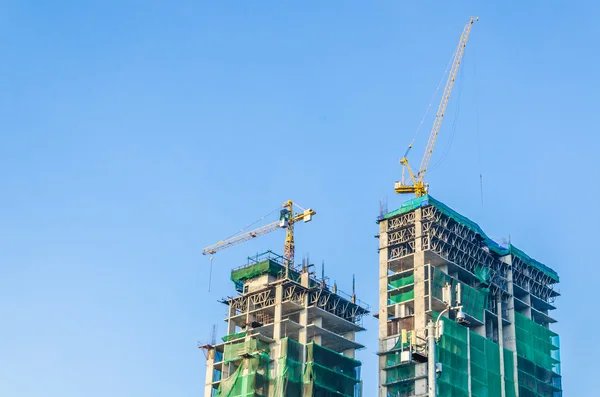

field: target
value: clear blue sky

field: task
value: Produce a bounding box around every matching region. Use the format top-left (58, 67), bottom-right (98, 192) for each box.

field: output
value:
top-left (1, 1), bottom-right (598, 396)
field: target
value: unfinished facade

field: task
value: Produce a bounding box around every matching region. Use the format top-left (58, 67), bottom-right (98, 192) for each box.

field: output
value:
top-left (377, 195), bottom-right (561, 397)
top-left (202, 251), bottom-right (370, 397)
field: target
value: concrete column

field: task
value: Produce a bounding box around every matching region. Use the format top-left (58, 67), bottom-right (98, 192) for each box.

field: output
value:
top-left (514, 351), bottom-right (519, 397)
top-left (427, 321), bottom-right (436, 397)
top-left (415, 364), bottom-right (428, 395)
top-left (301, 271), bottom-right (310, 288)
top-left (203, 349), bottom-right (215, 397)
top-left (502, 256), bottom-right (517, 353)
top-left (313, 316), bottom-right (323, 344)
top-left (378, 219), bottom-right (389, 397)
top-left (273, 284), bottom-right (283, 340)
top-left (467, 330), bottom-right (472, 396)
top-left (522, 293), bottom-right (532, 318)
top-left (498, 295), bottom-right (506, 397)
top-left (378, 220), bottom-right (390, 339)
top-left (298, 295), bottom-right (308, 345)
top-left (413, 209), bottom-right (427, 333)
top-left (413, 253), bottom-right (427, 332)
top-left (414, 208), bottom-right (423, 251)
top-left (227, 307), bottom-right (236, 335)
top-left (343, 331), bottom-right (356, 358)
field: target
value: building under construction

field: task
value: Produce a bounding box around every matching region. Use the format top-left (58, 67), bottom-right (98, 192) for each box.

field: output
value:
top-left (200, 15), bottom-right (562, 397)
top-left (377, 195), bottom-right (561, 397)
top-left (201, 251), bottom-right (370, 397)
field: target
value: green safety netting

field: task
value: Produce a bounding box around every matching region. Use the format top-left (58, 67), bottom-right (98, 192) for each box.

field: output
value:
top-left (504, 348), bottom-right (517, 397)
top-left (387, 330), bottom-right (415, 355)
top-left (460, 282), bottom-right (486, 322)
top-left (437, 317), bottom-right (469, 397)
top-left (514, 313), bottom-right (562, 397)
top-left (517, 356), bottom-right (562, 397)
top-left (385, 365), bottom-right (415, 385)
top-left (514, 313), bottom-right (560, 373)
top-left (215, 337), bottom-right (362, 397)
top-left (475, 266), bottom-right (491, 284)
top-left (388, 273), bottom-right (415, 290)
top-left (305, 341), bottom-right (361, 397)
top-left (230, 260), bottom-right (286, 284)
top-left (223, 338), bottom-right (270, 364)
top-left (431, 266), bottom-right (452, 301)
top-left (222, 331), bottom-right (247, 342)
top-left (230, 259), bottom-right (310, 292)
top-left (384, 330), bottom-right (416, 381)
top-left (388, 288), bottom-right (414, 305)
top-left (431, 267), bottom-right (486, 322)
top-left (214, 348), bottom-right (270, 397)
top-left (383, 315), bottom-right (522, 397)
top-left (304, 362), bottom-right (358, 396)
top-left (307, 341), bottom-right (361, 375)
top-left (470, 331), bottom-right (502, 397)
top-left (386, 382), bottom-right (415, 397)
top-left (272, 337), bottom-right (304, 396)
top-left (378, 195), bottom-right (559, 282)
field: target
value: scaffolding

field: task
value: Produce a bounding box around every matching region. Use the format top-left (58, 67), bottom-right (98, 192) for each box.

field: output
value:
top-left (203, 251), bottom-right (369, 397)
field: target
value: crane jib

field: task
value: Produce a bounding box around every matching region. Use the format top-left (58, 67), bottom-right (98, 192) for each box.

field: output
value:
top-left (394, 17), bottom-right (478, 197)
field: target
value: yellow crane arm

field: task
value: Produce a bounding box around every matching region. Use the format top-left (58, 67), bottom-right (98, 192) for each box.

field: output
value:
top-left (417, 17), bottom-right (478, 183)
top-left (394, 17), bottom-right (478, 197)
top-left (202, 201), bottom-right (316, 268)
top-left (201, 220), bottom-right (282, 255)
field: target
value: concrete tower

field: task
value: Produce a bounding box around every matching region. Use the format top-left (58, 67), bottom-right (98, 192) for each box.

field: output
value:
top-left (377, 196), bottom-right (561, 397)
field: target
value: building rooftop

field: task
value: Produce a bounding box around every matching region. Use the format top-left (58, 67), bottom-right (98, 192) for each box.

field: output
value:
top-left (378, 194), bottom-right (559, 282)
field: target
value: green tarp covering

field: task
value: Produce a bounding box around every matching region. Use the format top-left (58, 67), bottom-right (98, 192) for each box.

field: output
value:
top-left (431, 267), bottom-right (486, 322)
top-left (389, 289), bottom-right (414, 304)
top-left (514, 312), bottom-right (562, 396)
top-left (470, 331), bottom-right (502, 397)
top-left (215, 339), bottom-right (270, 397)
top-left (388, 273), bottom-right (415, 290)
top-left (514, 312), bottom-right (560, 373)
top-left (385, 365), bottom-right (415, 385)
top-left (213, 337), bottom-right (362, 397)
top-left (437, 317), bottom-right (469, 397)
top-left (222, 331), bottom-right (247, 342)
top-left (230, 259), bottom-right (285, 283)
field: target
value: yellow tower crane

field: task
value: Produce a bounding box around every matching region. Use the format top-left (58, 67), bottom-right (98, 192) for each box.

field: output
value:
top-left (202, 200), bottom-right (316, 269)
top-left (394, 17), bottom-right (478, 197)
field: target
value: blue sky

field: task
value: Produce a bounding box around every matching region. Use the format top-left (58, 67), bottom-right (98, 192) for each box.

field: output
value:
top-left (1, 1), bottom-right (598, 396)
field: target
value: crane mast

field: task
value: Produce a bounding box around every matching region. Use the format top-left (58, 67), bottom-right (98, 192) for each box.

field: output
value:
top-left (282, 200), bottom-right (296, 266)
top-left (395, 17), bottom-right (478, 197)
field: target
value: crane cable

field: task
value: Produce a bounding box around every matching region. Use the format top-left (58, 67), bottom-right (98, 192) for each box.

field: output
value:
top-left (293, 202), bottom-right (306, 212)
top-left (206, 206), bottom-right (280, 292)
top-left (221, 207), bottom-right (281, 241)
top-left (403, 50), bottom-right (456, 159)
top-left (208, 256), bottom-right (214, 292)
top-left (473, 44), bottom-right (484, 206)
top-left (428, 59), bottom-right (465, 173)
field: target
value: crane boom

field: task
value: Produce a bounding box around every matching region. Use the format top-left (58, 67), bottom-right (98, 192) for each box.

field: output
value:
top-left (394, 17), bottom-right (478, 197)
top-left (201, 220), bottom-right (282, 255)
top-left (418, 17), bottom-right (478, 181)
top-left (201, 201), bottom-right (316, 269)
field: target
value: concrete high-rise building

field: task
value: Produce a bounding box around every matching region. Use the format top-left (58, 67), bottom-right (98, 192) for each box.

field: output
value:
top-left (376, 195), bottom-right (561, 397)
top-left (201, 251), bottom-right (370, 397)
